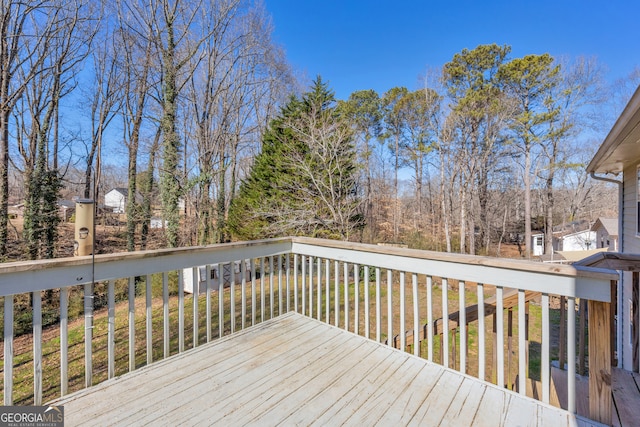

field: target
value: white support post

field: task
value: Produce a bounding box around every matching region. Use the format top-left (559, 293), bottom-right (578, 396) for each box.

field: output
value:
top-left (518, 290), bottom-right (526, 395)
top-left (376, 267), bottom-right (381, 343)
top-left (4, 295), bottom-right (13, 405)
top-left (334, 261), bottom-right (339, 326)
top-left (108, 280), bottom-right (115, 378)
top-left (496, 286), bottom-right (504, 388)
top-left (541, 293), bottom-right (550, 404)
top-left (387, 269), bottom-right (393, 347)
top-left (163, 273), bottom-right (169, 357)
top-left (325, 259), bottom-right (330, 323)
top-left (427, 276), bottom-right (433, 362)
top-left (355, 264), bottom-right (360, 335)
top-left (400, 271), bottom-right (406, 352)
top-left (413, 273), bottom-right (419, 357)
top-left (365, 266), bottom-right (370, 339)
top-left (344, 262), bottom-right (349, 331)
top-left (567, 296), bottom-right (576, 413)
top-left (251, 259), bottom-right (257, 324)
top-left (459, 281), bottom-right (466, 374)
top-left (218, 262), bottom-right (224, 338)
top-left (85, 283), bottom-right (93, 386)
top-left (60, 288), bottom-right (69, 394)
top-left (442, 278), bottom-right (449, 368)
top-left (147, 274), bottom-right (153, 364)
top-left (206, 265), bottom-right (212, 341)
top-left (129, 276), bottom-right (136, 369)
top-left (33, 291), bottom-right (42, 405)
top-left (242, 259), bottom-right (247, 329)
top-left (477, 283), bottom-right (485, 381)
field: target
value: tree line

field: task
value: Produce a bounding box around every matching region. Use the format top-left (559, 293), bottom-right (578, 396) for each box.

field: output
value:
top-left (1, 0), bottom-right (636, 261)
top-left (2, 0), bottom-right (295, 261)
top-left (230, 45), bottom-right (632, 257)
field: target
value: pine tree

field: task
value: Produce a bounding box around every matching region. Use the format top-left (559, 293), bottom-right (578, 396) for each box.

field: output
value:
top-left (228, 77), bottom-right (363, 240)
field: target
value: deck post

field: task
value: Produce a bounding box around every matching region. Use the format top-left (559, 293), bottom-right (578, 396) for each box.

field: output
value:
top-left (588, 299), bottom-right (611, 424)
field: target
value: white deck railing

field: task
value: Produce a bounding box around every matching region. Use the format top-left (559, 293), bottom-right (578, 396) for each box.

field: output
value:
top-left (0, 237), bottom-right (616, 423)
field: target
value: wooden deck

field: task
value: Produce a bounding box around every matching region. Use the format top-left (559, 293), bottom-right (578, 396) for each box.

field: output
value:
top-left (51, 312), bottom-right (603, 426)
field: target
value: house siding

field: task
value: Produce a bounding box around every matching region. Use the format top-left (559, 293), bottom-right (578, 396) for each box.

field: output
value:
top-left (623, 165), bottom-right (640, 253)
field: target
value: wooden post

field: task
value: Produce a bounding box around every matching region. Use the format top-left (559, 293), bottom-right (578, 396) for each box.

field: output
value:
top-left (588, 299), bottom-right (611, 424)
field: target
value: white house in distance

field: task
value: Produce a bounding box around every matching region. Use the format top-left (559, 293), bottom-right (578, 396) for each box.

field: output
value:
top-left (592, 217), bottom-right (619, 251)
top-left (552, 220), bottom-right (597, 252)
top-left (586, 84), bottom-right (640, 372)
top-left (104, 188), bottom-right (128, 213)
top-left (531, 232), bottom-right (544, 256)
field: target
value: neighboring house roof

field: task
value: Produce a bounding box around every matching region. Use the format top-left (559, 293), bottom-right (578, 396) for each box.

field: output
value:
top-left (556, 248), bottom-right (609, 262)
top-left (552, 220), bottom-right (591, 238)
top-left (587, 84), bottom-right (640, 174)
top-left (107, 188), bottom-right (128, 196)
top-left (58, 200), bottom-right (76, 209)
top-left (591, 217), bottom-right (619, 237)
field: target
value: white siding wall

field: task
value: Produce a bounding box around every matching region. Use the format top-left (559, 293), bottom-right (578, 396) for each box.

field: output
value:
top-left (623, 165), bottom-right (640, 253)
top-left (621, 164), bottom-right (639, 370)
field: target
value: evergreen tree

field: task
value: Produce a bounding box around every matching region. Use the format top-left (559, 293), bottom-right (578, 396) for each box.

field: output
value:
top-left (228, 77), bottom-right (363, 240)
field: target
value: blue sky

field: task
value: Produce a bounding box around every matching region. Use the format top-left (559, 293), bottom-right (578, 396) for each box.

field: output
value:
top-left (265, 0), bottom-right (639, 100)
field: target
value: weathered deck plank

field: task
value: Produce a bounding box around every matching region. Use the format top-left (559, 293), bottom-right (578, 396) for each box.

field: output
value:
top-left (50, 312), bottom-right (597, 426)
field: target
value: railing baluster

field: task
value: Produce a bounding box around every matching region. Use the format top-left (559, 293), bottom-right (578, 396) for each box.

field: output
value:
top-left (278, 255), bottom-right (283, 316)
top-left (387, 269), bottom-right (392, 347)
top-left (206, 265), bottom-right (212, 341)
top-left (33, 291), bottom-right (42, 405)
top-left (294, 254), bottom-right (299, 313)
top-left (129, 276), bottom-right (136, 369)
top-left (477, 283), bottom-right (485, 381)
top-left (60, 287), bottom-right (69, 394)
top-left (442, 278), bottom-right (449, 368)
top-left (354, 264), bottom-right (360, 335)
top-left (108, 280), bottom-right (115, 379)
top-left (251, 259), bottom-right (256, 324)
top-left (269, 256), bottom-right (274, 319)
top-left (518, 289), bottom-right (526, 394)
top-left (567, 296), bottom-right (576, 413)
top-left (301, 255), bottom-right (306, 316)
top-left (334, 260), bottom-right (339, 327)
top-left (163, 272), bottom-right (169, 357)
top-left (191, 267), bottom-right (200, 348)
top-left (496, 286), bottom-right (504, 388)
top-left (427, 276), bottom-right (433, 361)
top-left (218, 262), bottom-right (223, 338)
top-left (4, 294), bottom-right (13, 405)
top-left (242, 259), bottom-right (247, 329)
top-left (413, 273), bottom-right (419, 357)
top-left (286, 254), bottom-right (290, 313)
top-left (147, 274), bottom-right (153, 363)
top-left (85, 283), bottom-right (93, 386)
top-left (317, 257), bottom-right (321, 321)
top-left (376, 267), bottom-right (381, 343)
top-left (178, 271), bottom-right (185, 352)
top-left (540, 294), bottom-right (551, 403)
top-left (459, 281), bottom-right (466, 374)
top-left (308, 256), bottom-right (313, 319)
top-left (231, 262), bottom-right (236, 333)
top-left (325, 259), bottom-right (330, 323)
top-left (261, 257), bottom-right (266, 322)
top-left (400, 271), bottom-right (406, 352)
top-left (365, 266), bottom-right (370, 339)
top-left (344, 262), bottom-right (349, 331)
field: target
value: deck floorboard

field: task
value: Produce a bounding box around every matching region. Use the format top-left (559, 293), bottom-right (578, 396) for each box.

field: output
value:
top-left (51, 312), bottom-right (599, 426)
